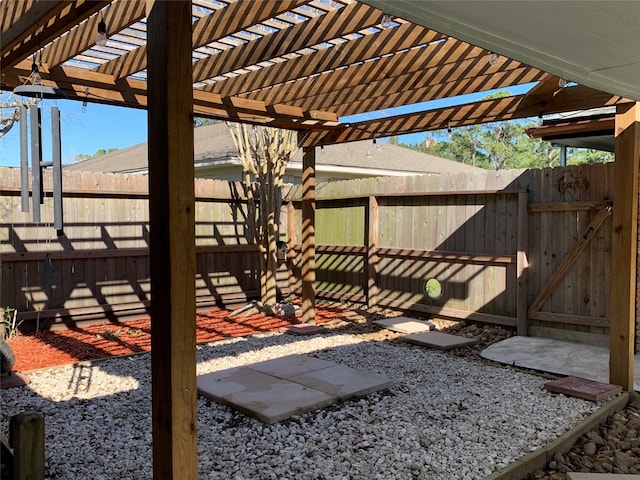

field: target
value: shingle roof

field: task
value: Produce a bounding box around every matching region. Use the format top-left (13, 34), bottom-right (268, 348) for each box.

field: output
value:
top-left (64, 122), bottom-right (484, 175)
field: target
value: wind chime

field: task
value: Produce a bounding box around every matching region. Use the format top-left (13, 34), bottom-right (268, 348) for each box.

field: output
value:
top-left (13, 51), bottom-right (67, 236)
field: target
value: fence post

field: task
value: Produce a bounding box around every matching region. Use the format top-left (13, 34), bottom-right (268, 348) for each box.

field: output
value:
top-left (286, 202), bottom-right (298, 296)
top-left (367, 195), bottom-right (380, 307)
top-left (301, 146), bottom-right (316, 324)
top-left (10, 411), bottom-right (45, 480)
top-left (516, 191), bottom-right (529, 336)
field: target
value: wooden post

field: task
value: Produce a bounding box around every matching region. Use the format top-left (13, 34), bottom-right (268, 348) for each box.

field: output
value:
top-left (286, 201), bottom-right (298, 295)
top-left (367, 195), bottom-right (380, 308)
top-left (609, 102), bottom-right (640, 391)
top-left (301, 146), bottom-right (316, 324)
top-left (11, 411), bottom-right (45, 480)
top-left (516, 191), bottom-right (529, 336)
top-left (146, 1), bottom-right (198, 479)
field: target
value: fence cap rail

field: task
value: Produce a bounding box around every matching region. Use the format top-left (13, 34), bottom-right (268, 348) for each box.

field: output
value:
top-left (287, 188), bottom-right (527, 203)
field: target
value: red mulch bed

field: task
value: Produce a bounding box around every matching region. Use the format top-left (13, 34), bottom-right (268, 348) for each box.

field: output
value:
top-left (7, 305), bottom-right (350, 372)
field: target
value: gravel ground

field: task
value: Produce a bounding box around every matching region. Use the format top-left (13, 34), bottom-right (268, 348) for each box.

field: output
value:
top-left (1, 322), bottom-right (609, 480)
top-left (530, 393), bottom-right (640, 479)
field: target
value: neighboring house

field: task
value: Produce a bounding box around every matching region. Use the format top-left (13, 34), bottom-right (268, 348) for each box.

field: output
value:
top-left (65, 122), bottom-right (485, 182)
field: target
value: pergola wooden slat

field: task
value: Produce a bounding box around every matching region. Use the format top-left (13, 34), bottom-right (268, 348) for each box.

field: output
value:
top-left (42, 0), bottom-right (146, 69)
top-left (206, 22), bottom-right (443, 99)
top-left (2, 1), bottom-right (110, 69)
top-left (1, 1), bottom-right (638, 479)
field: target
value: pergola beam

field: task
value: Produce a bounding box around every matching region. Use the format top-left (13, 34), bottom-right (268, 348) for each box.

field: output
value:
top-left (2, 62), bottom-right (338, 129)
top-left (324, 64), bottom-right (545, 117)
top-left (299, 85), bottom-right (627, 147)
top-left (205, 22), bottom-right (442, 98)
top-left (250, 37), bottom-right (488, 106)
top-left (1, 1), bottom-right (68, 55)
top-left (42, 0), bottom-right (146, 69)
top-left (192, 2), bottom-right (382, 85)
top-left (99, 0), bottom-right (308, 80)
top-left (1, 0), bottom-right (109, 69)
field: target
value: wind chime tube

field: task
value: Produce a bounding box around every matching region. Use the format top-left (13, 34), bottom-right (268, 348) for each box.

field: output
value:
top-left (20, 105), bottom-right (29, 212)
top-left (29, 104), bottom-right (42, 223)
top-left (51, 106), bottom-right (63, 234)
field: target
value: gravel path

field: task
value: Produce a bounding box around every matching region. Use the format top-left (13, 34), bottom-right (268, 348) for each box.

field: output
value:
top-left (2, 330), bottom-right (607, 480)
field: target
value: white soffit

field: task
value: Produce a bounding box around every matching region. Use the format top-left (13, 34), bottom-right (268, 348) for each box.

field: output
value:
top-left (363, 0), bottom-right (640, 101)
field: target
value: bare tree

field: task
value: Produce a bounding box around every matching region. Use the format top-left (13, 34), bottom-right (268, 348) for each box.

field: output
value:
top-left (0, 93), bottom-right (38, 139)
top-left (227, 122), bottom-right (298, 310)
top-left (0, 94), bottom-right (22, 138)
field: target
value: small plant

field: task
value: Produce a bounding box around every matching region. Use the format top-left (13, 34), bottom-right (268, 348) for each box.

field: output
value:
top-left (2, 306), bottom-right (22, 339)
top-left (96, 328), bottom-right (121, 341)
top-left (126, 328), bottom-right (143, 337)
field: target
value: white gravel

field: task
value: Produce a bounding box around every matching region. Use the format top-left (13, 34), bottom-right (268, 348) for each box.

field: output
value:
top-left (2, 331), bottom-right (605, 479)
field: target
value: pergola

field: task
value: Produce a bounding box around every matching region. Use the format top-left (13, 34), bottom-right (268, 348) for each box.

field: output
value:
top-left (2, 1), bottom-right (639, 478)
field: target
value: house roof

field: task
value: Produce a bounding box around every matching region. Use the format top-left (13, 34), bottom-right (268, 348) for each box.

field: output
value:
top-left (64, 122), bottom-right (484, 175)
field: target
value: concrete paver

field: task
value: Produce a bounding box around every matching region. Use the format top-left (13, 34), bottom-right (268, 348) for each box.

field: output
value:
top-left (248, 354), bottom-right (335, 379)
top-left (373, 316), bottom-right (436, 333)
top-left (290, 364), bottom-right (393, 400)
top-left (197, 354), bottom-right (393, 423)
top-left (481, 336), bottom-right (640, 391)
top-left (278, 324), bottom-right (327, 335)
top-left (198, 367), bottom-right (335, 424)
top-left (402, 331), bottom-right (477, 350)
top-left (544, 376), bottom-right (622, 401)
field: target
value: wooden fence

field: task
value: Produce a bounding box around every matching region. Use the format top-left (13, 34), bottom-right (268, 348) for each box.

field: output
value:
top-left (0, 169), bottom-right (262, 328)
top-left (0, 164), bottom-right (619, 347)
top-left (285, 163), bottom-right (615, 347)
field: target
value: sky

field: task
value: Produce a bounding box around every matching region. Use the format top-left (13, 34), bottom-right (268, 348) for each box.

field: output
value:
top-left (0, 83), bottom-right (534, 168)
top-left (0, 99), bottom-right (147, 167)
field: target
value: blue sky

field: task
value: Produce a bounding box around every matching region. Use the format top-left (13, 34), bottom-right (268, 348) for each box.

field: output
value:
top-left (0, 84), bottom-right (534, 168)
top-left (0, 101), bottom-right (147, 167)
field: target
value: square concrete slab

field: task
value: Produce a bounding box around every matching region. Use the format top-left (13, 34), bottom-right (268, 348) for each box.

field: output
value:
top-left (248, 354), bottom-right (335, 379)
top-left (480, 336), bottom-right (640, 390)
top-left (544, 376), bottom-right (622, 401)
top-left (198, 367), bottom-right (336, 424)
top-left (289, 364), bottom-right (393, 400)
top-left (198, 355), bottom-right (395, 423)
top-left (198, 366), bottom-right (266, 397)
top-left (278, 324), bottom-right (327, 336)
top-left (403, 331), bottom-right (477, 350)
top-left (373, 316), bottom-right (436, 333)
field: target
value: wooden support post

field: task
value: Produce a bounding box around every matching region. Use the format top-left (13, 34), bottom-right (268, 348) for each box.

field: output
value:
top-left (11, 411), bottom-right (45, 480)
top-left (610, 102), bottom-right (640, 391)
top-left (286, 202), bottom-right (298, 295)
top-left (301, 146), bottom-right (316, 324)
top-left (146, 1), bottom-right (198, 479)
top-left (367, 195), bottom-right (380, 308)
top-left (516, 191), bottom-right (529, 336)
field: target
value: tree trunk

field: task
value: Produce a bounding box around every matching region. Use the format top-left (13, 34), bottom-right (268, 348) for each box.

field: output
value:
top-left (226, 122), bottom-right (297, 312)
